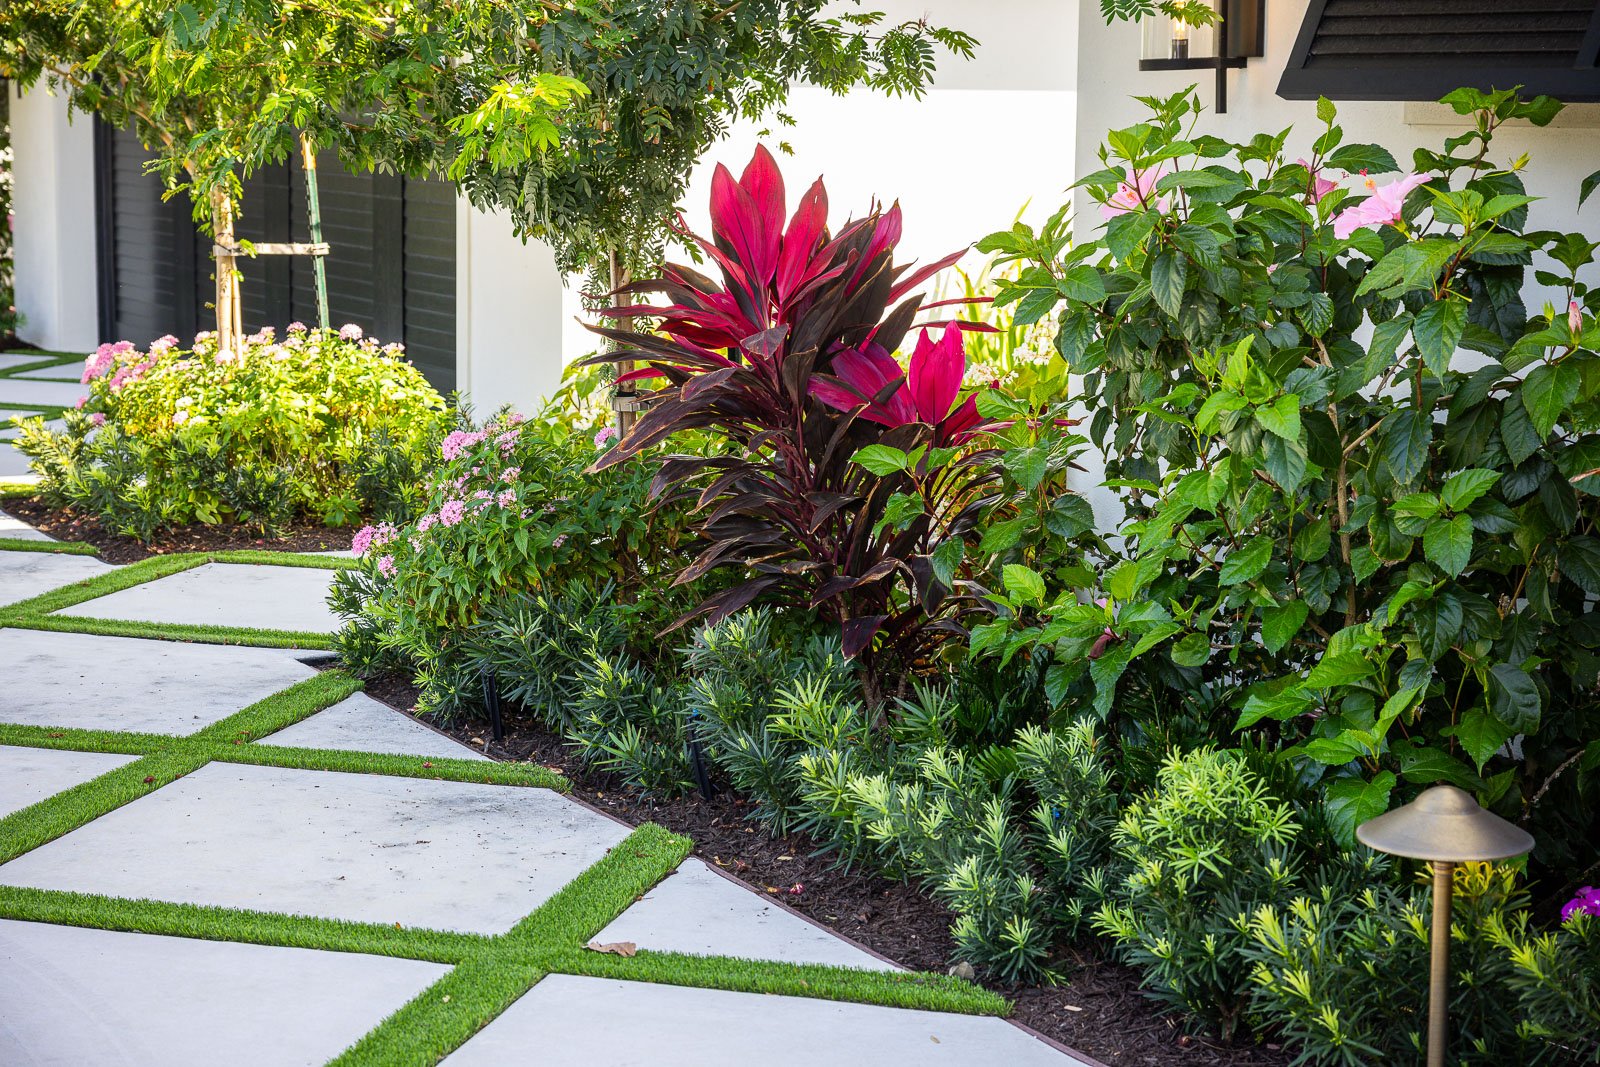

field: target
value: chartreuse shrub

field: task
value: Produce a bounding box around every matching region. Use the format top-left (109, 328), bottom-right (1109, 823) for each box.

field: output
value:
top-left (330, 407), bottom-right (706, 717)
top-left (975, 87), bottom-right (1600, 874)
top-left (1245, 864), bottom-right (1600, 1065)
top-left (14, 326), bottom-right (447, 538)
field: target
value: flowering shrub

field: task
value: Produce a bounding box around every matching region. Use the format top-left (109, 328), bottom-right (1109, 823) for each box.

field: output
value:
top-left (330, 406), bottom-right (705, 716)
top-left (978, 87), bottom-right (1600, 876)
top-left (15, 325), bottom-right (446, 538)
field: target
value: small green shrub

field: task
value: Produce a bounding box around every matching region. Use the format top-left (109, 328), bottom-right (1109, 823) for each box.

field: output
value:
top-left (1092, 747), bottom-right (1311, 1039)
top-left (1246, 862), bottom-right (1597, 1065)
top-left (14, 326), bottom-right (446, 539)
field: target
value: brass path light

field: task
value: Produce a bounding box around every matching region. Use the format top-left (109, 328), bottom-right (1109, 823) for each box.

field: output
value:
top-left (1356, 785), bottom-right (1534, 1067)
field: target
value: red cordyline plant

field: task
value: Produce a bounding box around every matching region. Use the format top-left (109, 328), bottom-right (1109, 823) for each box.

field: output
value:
top-left (587, 145), bottom-right (1004, 704)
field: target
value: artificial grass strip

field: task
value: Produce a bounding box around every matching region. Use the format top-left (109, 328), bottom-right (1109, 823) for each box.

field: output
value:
top-left (0, 886), bottom-right (488, 964)
top-left (0, 548), bottom-right (352, 649)
top-left (0, 552), bottom-right (204, 619)
top-left (4, 613), bottom-right (338, 649)
top-left (193, 670), bottom-right (365, 741)
top-left (0, 482), bottom-right (37, 500)
top-left (0, 747), bottom-right (206, 865)
top-left (0, 351), bottom-right (85, 377)
top-left (220, 744), bottom-right (570, 790)
top-left (0, 536), bottom-right (98, 555)
top-left (331, 956), bottom-right (550, 1067)
top-left (0, 722), bottom-right (174, 756)
top-left (552, 948), bottom-right (1012, 1017)
top-left (505, 821), bottom-right (691, 949)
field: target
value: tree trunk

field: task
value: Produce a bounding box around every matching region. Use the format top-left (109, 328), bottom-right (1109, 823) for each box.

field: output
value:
top-left (210, 185), bottom-right (242, 352)
top-left (609, 248), bottom-right (637, 435)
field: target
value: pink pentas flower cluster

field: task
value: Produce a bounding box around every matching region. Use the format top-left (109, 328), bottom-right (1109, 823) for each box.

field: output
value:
top-left (338, 323), bottom-right (364, 341)
top-left (594, 426), bottom-right (619, 448)
top-left (376, 554), bottom-right (396, 578)
top-left (82, 341), bottom-right (134, 384)
top-left (438, 499), bottom-right (467, 527)
top-left (1563, 886), bottom-right (1600, 923)
top-left (440, 430), bottom-right (487, 462)
top-left (350, 521), bottom-right (399, 557)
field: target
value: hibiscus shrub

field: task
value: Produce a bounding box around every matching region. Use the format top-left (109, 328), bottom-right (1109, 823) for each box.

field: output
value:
top-left (329, 408), bottom-right (705, 716)
top-left (590, 145), bottom-right (1069, 704)
top-left (14, 325), bottom-right (446, 539)
top-left (978, 87), bottom-right (1600, 882)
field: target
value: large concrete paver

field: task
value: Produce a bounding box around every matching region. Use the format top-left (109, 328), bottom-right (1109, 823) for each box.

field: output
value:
top-left (0, 548), bottom-right (111, 607)
top-left (0, 629), bottom-right (318, 734)
top-left (0, 762), bottom-right (630, 934)
top-left (596, 858), bottom-right (892, 970)
top-left (54, 561), bottom-right (341, 633)
top-left (442, 974), bottom-right (1088, 1066)
top-left (260, 693), bottom-right (488, 761)
top-left (0, 746), bottom-right (139, 818)
top-left (0, 919), bottom-right (446, 1067)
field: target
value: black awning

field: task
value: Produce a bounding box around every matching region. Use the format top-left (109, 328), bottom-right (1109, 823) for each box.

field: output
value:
top-left (1277, 0), bottom-right (1600, 102)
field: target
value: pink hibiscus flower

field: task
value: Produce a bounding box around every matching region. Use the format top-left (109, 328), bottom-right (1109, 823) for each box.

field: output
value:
top-left (1332, 172), bottom-right (1432, 240)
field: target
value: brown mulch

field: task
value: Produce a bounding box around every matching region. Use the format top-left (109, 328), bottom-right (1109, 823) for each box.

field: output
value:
top-left (2, 498), bottom-right (352, 564)
top-left (362, 669), bottom-right (1290, 1067)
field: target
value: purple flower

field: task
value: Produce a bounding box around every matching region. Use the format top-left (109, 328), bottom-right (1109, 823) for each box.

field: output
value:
top-left (376, 554), bottom-right (396, 577)
top-left (1562, 886), bottom-right (1600, 923)
top-left (351, 525), bottom-right (377, 557)
top-left (89, 412), bottom-right (106, 427)
top-left (440, 430), bottom-right (487, 462)
top-left (338, 323), bottom-right (364, 341)
top-left (287, 321), bottom-right (308, 334)
top-left (594, 426), bottom-right (620, 448)
top-left (438, 500), bottom-right (466, 527)
top-left (552, 534), bottom-right (568, 549)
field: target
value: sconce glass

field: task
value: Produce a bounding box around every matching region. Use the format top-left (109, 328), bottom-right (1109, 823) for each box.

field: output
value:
top-left (1138, 0), bottom-right (1265, 112)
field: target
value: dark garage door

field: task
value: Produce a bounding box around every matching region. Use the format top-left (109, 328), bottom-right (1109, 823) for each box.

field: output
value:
top-left (93, 122), bottom-right (457, 391)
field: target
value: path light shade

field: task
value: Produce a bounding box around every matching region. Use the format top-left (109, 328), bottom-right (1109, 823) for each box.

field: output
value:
top-left (1356, 785), bottom-right (1535, 1067)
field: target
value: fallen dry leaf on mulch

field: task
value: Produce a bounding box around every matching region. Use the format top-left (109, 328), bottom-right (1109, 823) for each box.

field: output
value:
top-left (585, 940), bottom-right (637, 957)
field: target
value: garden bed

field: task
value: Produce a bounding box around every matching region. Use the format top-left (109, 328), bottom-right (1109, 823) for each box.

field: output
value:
top-left (361, 669), bottom-right (1289, 1067)
top-left (4, 497), bottom-right (352, 564)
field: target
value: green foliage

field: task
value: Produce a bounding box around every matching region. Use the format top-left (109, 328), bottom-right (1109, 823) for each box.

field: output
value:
top-left (978, 87), bottom-right (1600, 876)
top-left (330, 407), bottom-right (699, 718)
top-left (14, 328), bottom-right (444, 540)
top-left (1092, 748), bottom-right (1324, 1039)
top-left (1246, 863), bottom-right (1598, 1065)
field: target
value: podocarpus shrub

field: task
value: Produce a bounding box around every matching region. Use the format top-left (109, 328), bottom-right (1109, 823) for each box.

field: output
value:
top-left (1245, 864), bottom-right (1600, 1065)
top-left (14, 325), bottom-right (446, 538)
top-left (975, 87), bottom-right (1600, 878)
top-left (330, 408), bottom-right (703, 716)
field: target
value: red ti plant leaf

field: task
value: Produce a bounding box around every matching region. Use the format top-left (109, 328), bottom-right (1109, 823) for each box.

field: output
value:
top-left (582, 145), bottom-right (1002, 706)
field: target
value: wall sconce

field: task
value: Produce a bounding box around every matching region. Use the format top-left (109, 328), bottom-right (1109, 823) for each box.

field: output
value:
top-left (1357, 785), bottom-right (1534, 1067)
top-left (1139, 0), bottom-right (1266, 114)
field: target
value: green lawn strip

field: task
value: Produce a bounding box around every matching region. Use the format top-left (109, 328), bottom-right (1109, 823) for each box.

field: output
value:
top-left (330, 956), bottom-right (550, 1067)
top-left (0, 886), bottom-right (487, 964)
top-left (217, 744), bottom-right (570, 790)
top-left (2, 613), bottom-right (338, 650)
top-left (0, 747), bottom-right (205, 864)
top-left (192, 670), bottom-right (364, 741)
top-left (206, 548), bottom-right (356, 570)
top-left (505, 821), bottom-right (691, 950)
top-left (0, 482), bottom-right (37, 500)
top-left (0, 722), bottom-right (173, 756)
top-left (0, 537), bottom-right (98, 556)
top-left (0, 553), bottom-right (204, 620)
top-left (552, 947), bottom-right (1011, 1016)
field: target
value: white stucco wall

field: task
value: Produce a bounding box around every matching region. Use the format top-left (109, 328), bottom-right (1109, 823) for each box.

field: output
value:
top-left (10, 85), bottom-right (99, 353)
top-left (453, 201), bottom-right (567, 413)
